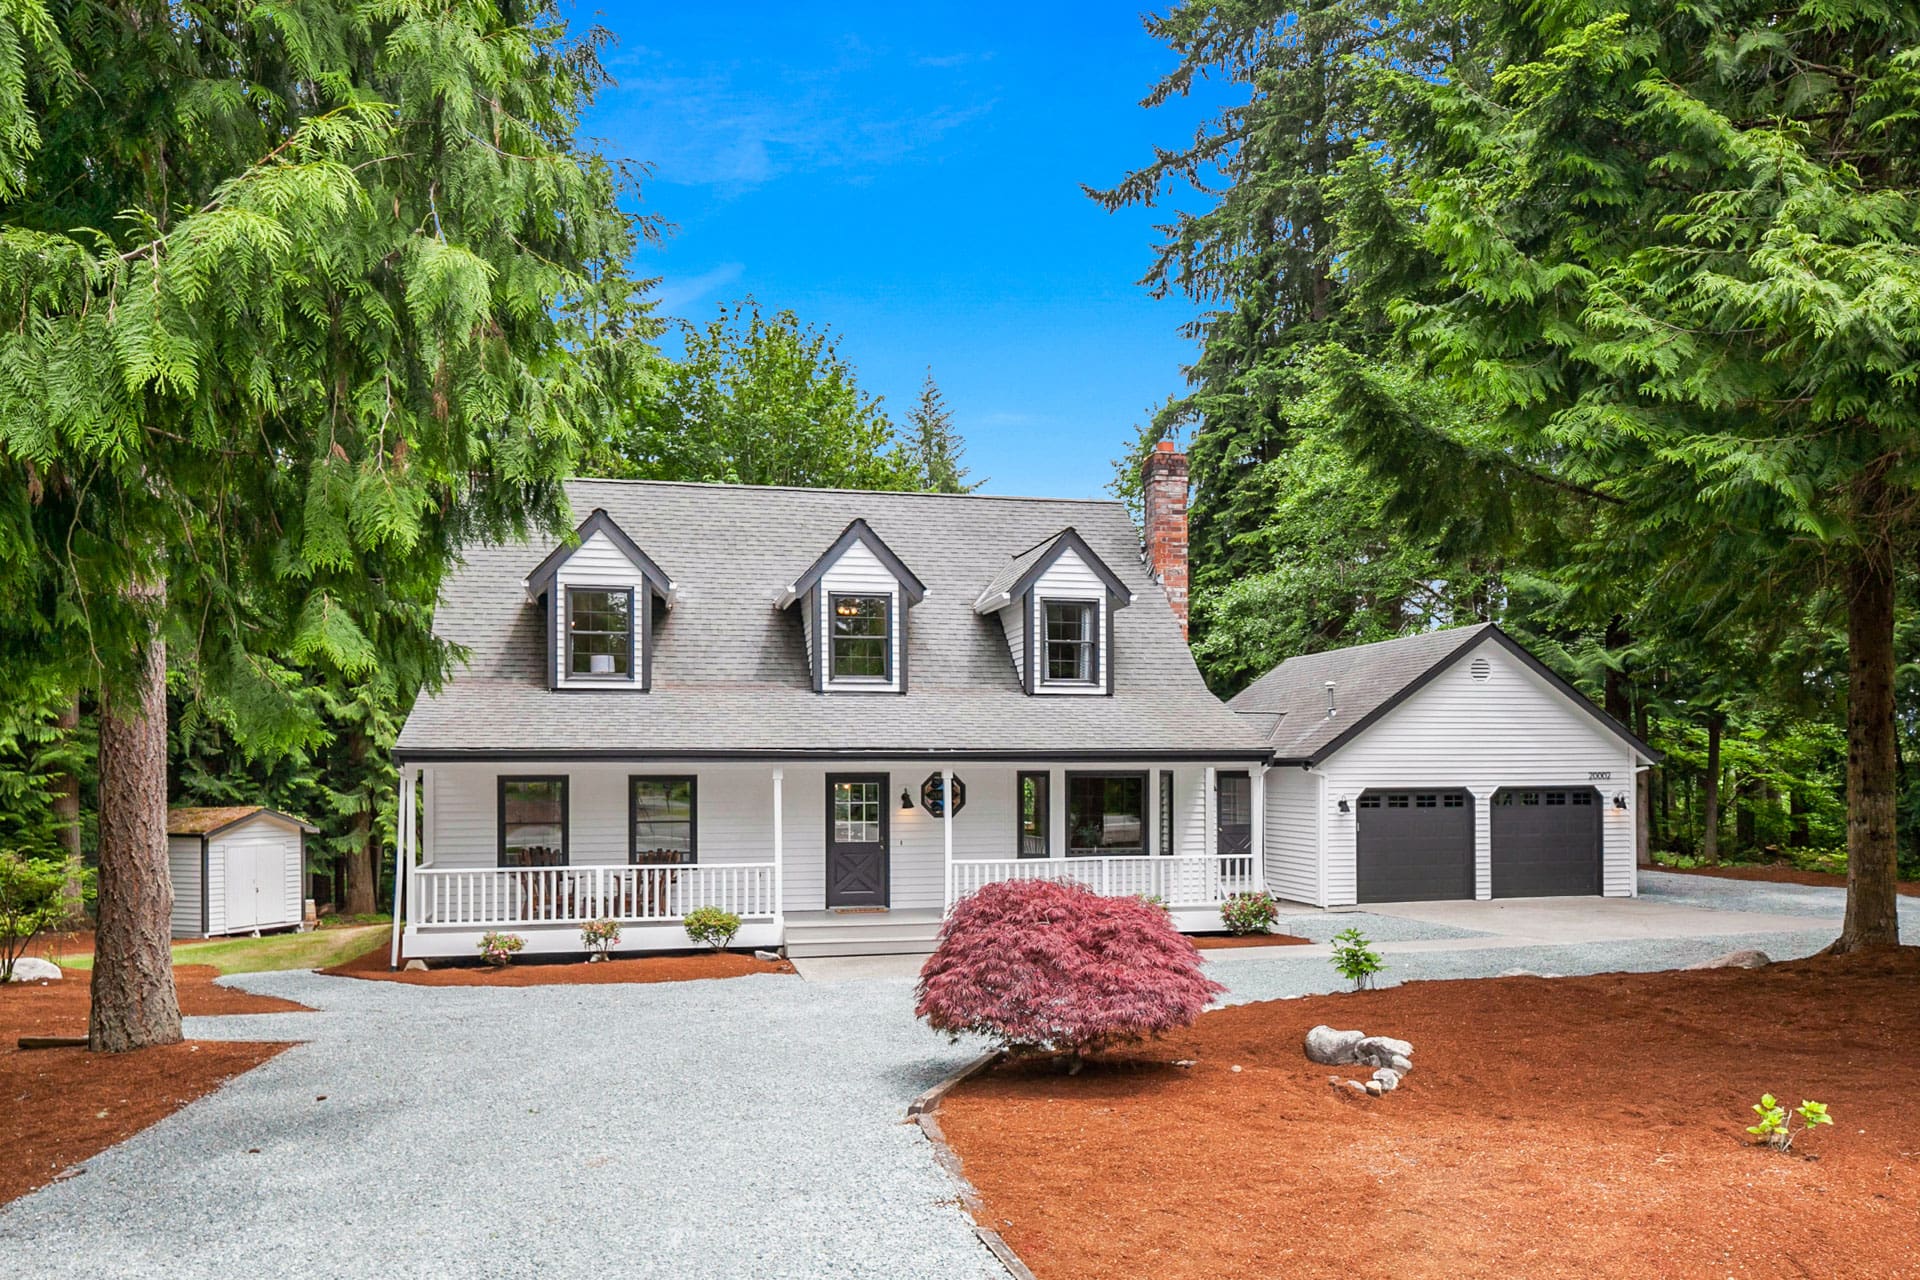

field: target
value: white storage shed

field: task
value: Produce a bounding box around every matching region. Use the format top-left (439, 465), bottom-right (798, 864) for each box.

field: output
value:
top-left (166, 806), bottom-right (316, 939)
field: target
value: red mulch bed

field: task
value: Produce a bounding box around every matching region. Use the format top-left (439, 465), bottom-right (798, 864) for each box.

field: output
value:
top-left (323, 946), bottom-right (794, 985)
top-left (1188, 933), bottom-right (1312, 950)
top-left (938, 948), bottom-right (1920, 1280)
top-left (1662, 861), bottom-right (1920, 897)
top-left (0, 965), bottom-right (306, 1205)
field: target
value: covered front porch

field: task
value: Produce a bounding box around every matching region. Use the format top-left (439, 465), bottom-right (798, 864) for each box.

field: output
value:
top-left (388, 756), bottom-right (1268, 962)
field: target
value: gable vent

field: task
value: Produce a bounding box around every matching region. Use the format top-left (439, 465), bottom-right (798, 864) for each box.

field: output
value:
top-left (1469, 655), bottom-right (1492, 682)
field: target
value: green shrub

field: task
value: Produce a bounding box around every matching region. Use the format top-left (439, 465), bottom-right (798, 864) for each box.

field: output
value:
top-left (1330, 927), bottom-right (1385, 990)
top-left (1747, 1094), bottom-right (1832, 1154)
top-left (580, 918), bottom-right (621, 961)
top-left (1219, 891), bottom-right (1279, 936)
top-left (1136, 893), bottom-right (1169, 915)
top-left (0, 850), bottom-right (66, 981)
top-left (478, 931), bottom-right (525, 967)
top-left (683, 906), bottom-right (741, 951)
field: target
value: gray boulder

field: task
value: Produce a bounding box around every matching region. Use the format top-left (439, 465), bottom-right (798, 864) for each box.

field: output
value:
top-left (1304, 1025), bottom-right (1366, 1065)
top-left (6, 957), bottom-right (61, 982)
top-left (1686, 948), bottom-right (1771, 971)
top-left (1372, 1067), bottom-right (1401, 1092)
top-left (1364, 1080), bottom-right (1385, 1097)
top-left (1353, 1035), bottom-right (1414, 1070)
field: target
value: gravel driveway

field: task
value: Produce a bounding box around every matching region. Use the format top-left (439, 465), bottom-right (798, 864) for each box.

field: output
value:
top-left (2, 871), bottom-right (1911, 1279)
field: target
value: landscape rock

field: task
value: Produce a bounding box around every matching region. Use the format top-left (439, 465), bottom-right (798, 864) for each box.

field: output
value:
top-left (1498, 967), bottom-right (1540, 978)
top-left (1364, 1080), bottom-right (1385, 1097)
top-left (1353, 1035), bottom-right (1414, 1070)
top-left (6, 957), bottom-right (61, 982)
top-left (1372, 1068), bottom-right (1401, 1092)
top-left (1304, 1025), bottom-right (1366, 1065)
top-left (403, 959), bottom-right (428, 972)
top-left (754, 949), bottom-right (782, 963)
top-left (1687, 948), bottom-right (1771, 971)
top-left (1333, 1079), bottom-right (1368, 1096)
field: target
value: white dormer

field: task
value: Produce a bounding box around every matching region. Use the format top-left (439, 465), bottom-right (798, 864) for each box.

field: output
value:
top-left (974, 528), bottom-right (1132, 697)
top-left (775, 519), bottom-right (926, 694)
top-left (525, 509), bottom-right (674, 692)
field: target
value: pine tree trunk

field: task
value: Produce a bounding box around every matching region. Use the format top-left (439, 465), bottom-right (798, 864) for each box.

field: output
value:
top-left (341, 730), bottom-right (379, 915)
top-left (54, 693), bottom-right (87, 923)
top-left (1834, 540), bottom-right (1900, 952)
top-left (1701, 714), bottom-right (1723, 863)
top-left (89, 582), bottom-right (182, 1053)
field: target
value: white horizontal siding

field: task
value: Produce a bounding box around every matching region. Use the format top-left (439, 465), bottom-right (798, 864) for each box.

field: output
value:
top-left (1313, 642), bottom-right (1640, 905)
top-left (1264, 766), bottom-right (1319, 906)
top-left (209, 818), bottom-right (305, 934)
top-left (168, 836), bottom-right (203, 937)
top-left (1028, 549), bottom-right (1108, 696)
top-left (553, 531), bottom-right (649, 690)
top-left (817, 540), bottom-right (903, 693)
top-left (997, 599), bottom-right (1025, 685)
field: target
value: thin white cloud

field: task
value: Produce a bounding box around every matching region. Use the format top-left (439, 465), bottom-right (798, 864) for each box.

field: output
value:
top-left (653, 262), bottom-right (747, 316)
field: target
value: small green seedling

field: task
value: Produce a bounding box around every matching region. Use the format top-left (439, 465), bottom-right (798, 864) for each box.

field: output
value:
top-left (1330, 927), bottom-right (1385, 991)
top-left (1747, 1094), bottom-right (1832, 1154)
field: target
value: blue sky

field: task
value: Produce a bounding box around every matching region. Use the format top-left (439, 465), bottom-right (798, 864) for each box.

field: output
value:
top-left (577, 4), bottom-right (1226, 498)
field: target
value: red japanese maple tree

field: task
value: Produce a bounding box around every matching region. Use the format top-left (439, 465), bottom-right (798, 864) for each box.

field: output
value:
top-left (916, 879), bottom-right (1224, 1067)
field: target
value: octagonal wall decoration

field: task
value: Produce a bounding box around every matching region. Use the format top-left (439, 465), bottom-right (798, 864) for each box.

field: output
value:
top-left (921, 772), bottom-right (967, 818)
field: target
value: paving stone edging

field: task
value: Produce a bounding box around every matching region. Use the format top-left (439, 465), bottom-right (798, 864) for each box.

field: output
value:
top-left (907, 1051), bottom-right (1037, 1280)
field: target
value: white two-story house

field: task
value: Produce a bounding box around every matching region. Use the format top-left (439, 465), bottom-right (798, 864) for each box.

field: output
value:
top-left (388, 444), bottom-right (1655, 962)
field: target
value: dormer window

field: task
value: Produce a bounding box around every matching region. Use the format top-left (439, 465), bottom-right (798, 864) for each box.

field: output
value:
top-left (830, 593), bottom-right (891, 680)
top-left (1043, 600), bottom-right (1098, 684)
top-left (567, 588), bottom-right (633, 679)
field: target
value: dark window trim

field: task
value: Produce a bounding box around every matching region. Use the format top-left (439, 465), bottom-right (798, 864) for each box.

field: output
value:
top-left (1158, 769), bottom-right (1175, 856)
top-left (827, 591), bottom-right (894, 684)
top-left (497, 775), bottom-right (569, 867)
top-left (564, 585), bottom-right (637, 683)
top-left (628, 774), bottom-right (698, 865)
top-left (1064, 769), bottom-right (1150, 857)
top-left (1040, 597), bottom-right (1101, 686)
top-left (1016, 770), bottom-right (1050, 858)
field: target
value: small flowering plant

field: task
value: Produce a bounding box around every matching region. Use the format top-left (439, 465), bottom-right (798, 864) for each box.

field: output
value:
top-left (1219, 891), bottom-right (1280, 936)
top-left (479, 931), bottom-right (525, 967)
top-left (683, 906), bottom-right (741, 951)
top-left (580, 918), bottom-right (621, 961)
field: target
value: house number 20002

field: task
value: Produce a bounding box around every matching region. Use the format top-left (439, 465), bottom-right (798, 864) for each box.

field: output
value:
top-left (1588, 770), bottom-right (1613, 781)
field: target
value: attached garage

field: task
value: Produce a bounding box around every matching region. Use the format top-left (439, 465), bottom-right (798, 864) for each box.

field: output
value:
top-left (1491, 787), bottom-right (1602, 897)
top-left (166, 807), bottom-right (316, 939)
top-left (1356, 790), bottom-right (1474, 902)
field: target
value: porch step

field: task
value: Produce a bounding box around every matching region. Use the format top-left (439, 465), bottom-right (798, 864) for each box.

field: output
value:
top-left (782, 910), bottom-right (943, 959)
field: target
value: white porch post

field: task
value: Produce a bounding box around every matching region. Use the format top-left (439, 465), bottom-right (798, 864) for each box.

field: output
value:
top-left (941, 765), bottom-right (955, 912)
top-left (388, 764), bottom-right (413, 969)
top-left (1251, 764), bottom-right (1268, 892)
top-left (771, 767), bottom-right (785, 928)
top-left (1203, 765), bottom-right (1217, 858)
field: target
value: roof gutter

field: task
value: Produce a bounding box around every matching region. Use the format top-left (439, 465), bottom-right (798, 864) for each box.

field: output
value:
top-left (393, 745), bottom-right (1276, 765)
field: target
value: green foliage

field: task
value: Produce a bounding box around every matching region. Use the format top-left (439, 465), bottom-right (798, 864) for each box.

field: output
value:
top-left (479, 931), bottom-right (525, 967)
top-left (0, 682), bottom-right (88, 859)
top-left (907, 370), bottom-right (977, 494)
top-left (683, 906), bottom-right (742, 952)
top-left (1219, 890), bottom-right (1279, 936)
top-left (0, 849), bottom-right (65, 980)
top-left (597, 299), bottom-right (922, 490)
top-left (1330, 927), bottom-right (1384, 991)
top-left (580, 918), bottom-right (621, 961)
top-left (1748, 1094), bottom-right (1833, 1154)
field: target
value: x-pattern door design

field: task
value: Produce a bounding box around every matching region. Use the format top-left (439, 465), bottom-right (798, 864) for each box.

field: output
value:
top-left (826, 774), bottom-right (889, 907)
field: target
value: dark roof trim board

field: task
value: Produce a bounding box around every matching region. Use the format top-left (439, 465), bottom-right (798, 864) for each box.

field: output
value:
top-left (974, 527), bottom-right (1134, 614)
top-left (525, 508), bottom-right (676, 604)
top-left (394, 746), bottom-right (1274, 765)
top-left (777, 518), bottom-right (927, 609)
top-left (1265, 625), bottom-right (1661, 766)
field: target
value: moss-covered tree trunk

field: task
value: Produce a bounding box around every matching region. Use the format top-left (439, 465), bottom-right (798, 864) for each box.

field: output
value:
top-left (89, 582), bottom-right (181, 1052)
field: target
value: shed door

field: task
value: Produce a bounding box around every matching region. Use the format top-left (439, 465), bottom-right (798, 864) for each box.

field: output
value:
top-left (1491, 788), bottom-right (1602, 897)
top-left (222, 841), bottom-right (259, 932)
top-left (1356, 790), bottom-right (1475, 902)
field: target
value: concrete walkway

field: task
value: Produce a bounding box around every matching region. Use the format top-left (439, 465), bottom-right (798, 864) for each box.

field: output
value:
top-left (2, 871), bottom-right (1910, 1280)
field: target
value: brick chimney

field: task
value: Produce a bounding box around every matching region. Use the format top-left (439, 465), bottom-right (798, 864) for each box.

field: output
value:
top-left (1141, 439), bottom-right (1190, 637)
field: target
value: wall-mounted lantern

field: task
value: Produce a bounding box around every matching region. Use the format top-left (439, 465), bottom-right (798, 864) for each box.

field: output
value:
top-left (900, 788), bottom-right (914, 811)
top-left (1613, 793), bottom-right (1628, 811)
top-left (1337, 796), bottom-right (1351, 814)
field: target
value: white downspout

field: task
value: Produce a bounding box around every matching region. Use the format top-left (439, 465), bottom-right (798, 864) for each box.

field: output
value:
top-left (771, 767), bottom-right (785, 936)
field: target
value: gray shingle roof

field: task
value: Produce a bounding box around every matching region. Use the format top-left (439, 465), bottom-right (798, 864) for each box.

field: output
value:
top-left (397, 480), bottom-right (1268, 761)
top-left (973, 531), bottom-right (1064, 611)
top-left (1229, 622), bottom-right (1657, 764)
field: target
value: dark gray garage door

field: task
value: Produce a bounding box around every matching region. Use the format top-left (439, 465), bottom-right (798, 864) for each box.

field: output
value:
top-left (1491, 787), bottom-right (1602, 897)
top-left (1356, 790), bottom-right (1475, 902)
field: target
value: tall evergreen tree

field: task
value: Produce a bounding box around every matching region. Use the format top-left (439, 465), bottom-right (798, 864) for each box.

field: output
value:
top-left (908, 369), bottom-right (976, 494)
top-left (0, 0), bottom-right (648, 1047)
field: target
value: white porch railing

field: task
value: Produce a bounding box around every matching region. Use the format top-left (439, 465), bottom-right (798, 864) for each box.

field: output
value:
top-left (948, 854), bottom-right (1256, 908)
top-left (414, 863), bottom-right (777, 928)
